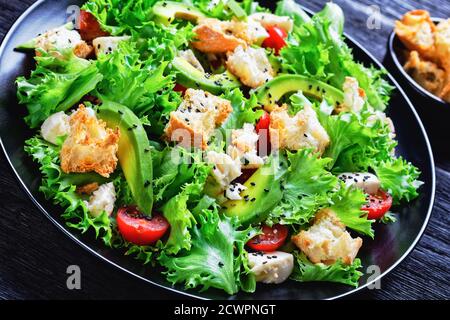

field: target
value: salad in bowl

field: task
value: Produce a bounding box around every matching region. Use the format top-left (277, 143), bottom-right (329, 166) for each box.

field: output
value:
top-left (15, 0), bottom-right (422, 295)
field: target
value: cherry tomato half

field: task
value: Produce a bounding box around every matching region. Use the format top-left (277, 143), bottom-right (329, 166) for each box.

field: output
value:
top-left (256, 111), bottom-right (271, 156)
top-left (173, 83), bottom-right (187, 95)
top-left (247, 224), bottom-right (289, 252)
top-left (78, 10), bottom-right (109, 42)
top-left (361, 190), bottom-right (393, 220)
top-left (262, 26), bottom-right (288, 55)
top-left (117, 206), bottom-right (169, 246)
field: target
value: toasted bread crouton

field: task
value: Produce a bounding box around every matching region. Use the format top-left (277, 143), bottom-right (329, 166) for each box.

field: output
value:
top-left (192, 18), bottom-right (247, 53)
top-left (439, 77), bottom-right (450, 102)
top-left (249, 12), bottom-right (294, 33)
top-left (164, 89), bottom-right (232, 149)
top-left (395, 10), bottom-right (436, 59)
top-left (206, 151), bottom-right (242, 188)
top-left (341, 77), bottom-right (366, 113)
top-left (434, 19), bottom-right (450, 72)
top-left (226, 46), bottom-right (274, 88)
top-left (222, 18), bottom-right (269, 45)
top-left (228, 123), bottom-right (264, 169)
top-left (76, 182), bottom-right (100, 195)
top-left (292, 209), bottom-right (363, 265)
top-left (60, 105), bottom-right (120, 178)
top-left (404, 50), bottom-right (446, 96)
top-left (73, 41), bottom-right (93, 59)
top-left (269, 104), bottom-right (329, 154)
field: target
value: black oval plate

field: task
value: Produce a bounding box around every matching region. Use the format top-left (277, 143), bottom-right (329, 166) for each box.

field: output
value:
top-left (0, 0), bottom-right (435, 300)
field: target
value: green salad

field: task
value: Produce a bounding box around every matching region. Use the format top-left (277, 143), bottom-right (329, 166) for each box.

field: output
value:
top-left (16, 0), bottom-right (423, 295)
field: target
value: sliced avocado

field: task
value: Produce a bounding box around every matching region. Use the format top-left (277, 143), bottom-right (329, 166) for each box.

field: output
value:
top-left (172, 56), bottom-right (240, 95)
top-left (152, 1), bottom-right (205, 26)
top-left (256, 75), bottom-right (344, 111)
top-left (97, 101), bottom-right (153, 215)
top-left (221, 162), bottom-right (283, 225)
top-left (15, 22), bottom-right (74, 51)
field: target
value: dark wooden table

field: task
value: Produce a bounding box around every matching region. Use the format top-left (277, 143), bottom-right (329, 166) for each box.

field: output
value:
top-left (0, 0), bottom-right (449, 300)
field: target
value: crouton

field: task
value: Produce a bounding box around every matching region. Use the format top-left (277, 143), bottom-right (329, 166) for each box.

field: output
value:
top-left (60, 105), bottom-right (120, 178)
top-left (434, 19), bottom-right (450, 72)
top-left (192, 18), bottom-right (247, 54)
top-left (404, 50), bottom-right (446, 96)
top-left (226, 46), bottom-right (274, 88)
top-left (76, 182), bottom-right (100, 195)
top-left (227, 123), bottom-right (264, 169)
top-left (269, 104), bottom-right (329, 154)
top-left (292, 209), bottom-right (363, 265)
top-left (395, 10), bottom-right (436, 60)
top-left (222, 18), bottom-right (269, 45)
top-left (249, 12), bottom-right (294, 33)
top-left (164, 89), bottom-right (232, 149)
top-left (73, 41), bottom-right (93, 59)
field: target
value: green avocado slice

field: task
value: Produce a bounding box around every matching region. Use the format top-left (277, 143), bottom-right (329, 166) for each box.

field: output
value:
top-left (152, 1), bottom-right (205, 26)
top-left (97, 101), bottom-right (153, 215)
top-left (256, 75), bottom-right (345, 110)
top-left (172, 56), bottom-right (240, 95)
top-left (221, 163), bottom-right (283, 225)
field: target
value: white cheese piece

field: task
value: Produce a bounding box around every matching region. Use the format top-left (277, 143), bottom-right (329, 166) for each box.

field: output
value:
top-left (206, 151), bottom-right (242, 188)
top-left (247, 251), bottom-right (294, 284)
top-left (338, 172), bottom-right (381, 195)
top-left (40, 111), bottom-right (70, 144)
top-left (84, 182), bottom-right (116, 217)
top-left (249, 12), bottom-right (294, 33)
top-left (224, 182), bottom-right (247, 200)
top-left (178, 49), bottom-right (205, 73)
top-left (92, 36), bottom-right (131, 56)
top-left (343, 77), bottom-right (365, 113)
top-left (35, 25), bottom-right (83, 52)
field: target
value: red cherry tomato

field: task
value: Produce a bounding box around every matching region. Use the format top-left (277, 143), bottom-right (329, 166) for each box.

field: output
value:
top-left (247, 224), bottom-right (288, 252)
top-left (262, 26), bottom-right (288, 55)
top-left (78, 10), bottom-right (109, 41)
top-left (117, 206), bottom-right (169, 246)
top-left (361, 190), bottom-right (393, 220)
top-left (173, 83), bottom-right (187, 95)
top-left (256, 111), bottom-right (271, 156)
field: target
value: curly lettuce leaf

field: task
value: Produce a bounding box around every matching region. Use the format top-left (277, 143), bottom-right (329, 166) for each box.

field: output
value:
top-left (222, 89), bottom-right (264, 130)
top-left (280, 4), bottom-right (393, 110)
top-left (373, 158), bottom-right (423, 204)
top-left (159, 208), bottom-right (256, 294)
top-left (269, 150), bottom-right (338, 225)
top-left (291, 252), bottom-right (363, 287)
top-left (17, 50), bottom-right (102, 128)
top-left (330, 185), bottom-right (374, 238)
top-left (24, 136), bottom-right (113, 245)
top-left (83, 0), bottom-right (159, 35)
top-left (276, 0), bottom-right (311, 26)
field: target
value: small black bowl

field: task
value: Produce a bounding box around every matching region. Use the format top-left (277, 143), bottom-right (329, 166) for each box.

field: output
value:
top-left (388, 18), bottom-right (448, 107)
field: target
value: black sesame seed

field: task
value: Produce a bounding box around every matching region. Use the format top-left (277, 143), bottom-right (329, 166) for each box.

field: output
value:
top-left (264, 188), bottom-right (269, 192)
top-left (262, 261), bottom-right (267, 264)
top-left (250, 182), bottom-right (256, 186)
top-left (308, 84), bottom-right (312, 90)
top-left (353, 178), bottom-right (358, 183)
top-left (218, 262), bottom-right (224, 268)
top-left (251, 198), bottom-right (256, 202)
top-left (316, 86), bottom-right (320, 91)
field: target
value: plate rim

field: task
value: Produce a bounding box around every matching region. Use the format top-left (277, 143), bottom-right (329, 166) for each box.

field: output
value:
top-left (0, 0), bottom-right (436, 300)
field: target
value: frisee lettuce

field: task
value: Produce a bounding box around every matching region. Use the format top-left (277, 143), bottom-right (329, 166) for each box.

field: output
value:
top-left (24, 136), bottom-right (113, 245)
top-left (291, 252), bottom-right (363, 287)
top-left (268, 149), bottom-right (337, 226)
top-left (159, 208), bottom-right (256, 294)
top-left (17, 50), bottom-right (103, 128)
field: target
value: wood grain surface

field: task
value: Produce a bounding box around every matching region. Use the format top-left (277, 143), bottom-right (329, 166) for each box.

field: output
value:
top-left (0, 0), bottom-right (449, 300)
